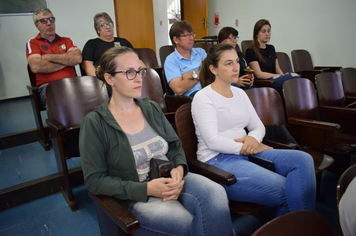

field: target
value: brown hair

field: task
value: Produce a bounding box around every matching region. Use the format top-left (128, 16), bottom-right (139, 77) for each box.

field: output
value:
top-left (218, 27), bottom-right (238, 43)
top-left (252, 19), bottom-right (271, 62)
top-left (199, 43), bottom-right (235, 88)
top-left (95, 46), bottom-right (137, 87)
top-left (94, 12), bottom-right (113, 36)
top-left (169, 20), bottom-right (193, 48)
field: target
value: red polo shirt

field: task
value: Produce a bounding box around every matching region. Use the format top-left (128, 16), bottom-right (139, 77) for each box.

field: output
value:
top-left (26, 33), bottom-right (78, 86)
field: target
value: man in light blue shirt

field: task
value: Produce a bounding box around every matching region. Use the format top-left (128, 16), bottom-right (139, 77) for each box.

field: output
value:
top-left (164, 21), bottom-right (207, 97)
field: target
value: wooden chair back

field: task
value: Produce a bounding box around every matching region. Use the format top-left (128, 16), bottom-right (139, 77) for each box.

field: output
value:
top-left (27, 64), bottom-right (50, 150)
top-left (140, 68), bottom-right (168, 113)
top-left (174, 102), bottom-right (197, 159)
top-left (283, 78), bottom-right (321, 121)
top-left (159, 45), bottom-right (174, 67)
top-left (252, 210), bottom-right (333, 236)
top-left (159, 45), bottom-right (175, 96)
top-left (241, 40), bottom-right (252, 55)
top-left (245, 87), bottom-right (286, 127)
top-left (316, 72), bottom-right (346, 107)
top-left (193, 43), bottom-right (213, 54)
top-left (46, 76), bottom-right (108, 130)
top-left (341, 67), bottom-right (356, 97)
top-left (291, 49), bottom-right (314, 71)
top-left (27, 64), bottom-right (37, 87)
top-left (337, 164), bottom-right (356, 205)
top-left (276, 52), bottom-right (293, 73)
top-left (135, 48), bottom-right (159, 68)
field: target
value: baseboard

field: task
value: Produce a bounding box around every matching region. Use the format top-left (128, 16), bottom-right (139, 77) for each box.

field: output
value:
top-left (0, 166), bottom-right (83, 212)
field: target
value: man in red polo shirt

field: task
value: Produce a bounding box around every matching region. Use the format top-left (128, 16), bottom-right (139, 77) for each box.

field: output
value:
top-left (26, 8), bottom-right (82, 105)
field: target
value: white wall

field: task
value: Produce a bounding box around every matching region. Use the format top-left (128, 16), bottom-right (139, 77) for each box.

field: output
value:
top-left (0, 0), bottom-right (116, 100)
top-left (153, 0), bottom-right (170, 66)
top-left (208, 0), bottom-right (356, 69)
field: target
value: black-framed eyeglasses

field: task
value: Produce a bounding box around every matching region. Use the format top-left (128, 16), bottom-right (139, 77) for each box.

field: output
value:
top-left (179, 33), bottom-right (196, 39)
top-left (110, 68), bottom-right (147, 80)
top-left (228, 36), bottom-right (239, 41)
top-left (36, 17), bottom-right (55, 24)
top-left (100, 22), bottom-right (113, 28)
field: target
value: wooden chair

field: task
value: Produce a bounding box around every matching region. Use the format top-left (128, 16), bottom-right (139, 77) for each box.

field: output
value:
top-left (291, 49), bottom-right (342, 86)
top-left (245, 87), bottom-right (334, 197)
top-left (315, 72), bottom-right (356, 136)
top-left (276, 52), bottom-right (293, 73)
top-left (283, 78), bottom-right (356, 173)
top-left (158, 45), bottom-right (192, 112)
top-left (341, 67), bottom-right (356, 104)
top-left (26, 64), bottom-right (50, 151)
top-left (175, 103), bottom-right (266, 217)
top-left (251, 210), bottom-right (333, 236)
top-left (45, 76), bottom-right (108, 211)
top-left (241, 40), bottom-right (252, 55)
top-left (337, 164), bottom-right (356, 205)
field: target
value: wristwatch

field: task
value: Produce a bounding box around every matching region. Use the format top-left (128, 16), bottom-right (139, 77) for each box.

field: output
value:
top-left (192, 71), bottom-right (198, 80)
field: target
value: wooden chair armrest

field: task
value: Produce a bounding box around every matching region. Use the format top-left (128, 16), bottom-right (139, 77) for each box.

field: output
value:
top-left (287, 117), bottom-right (340, 131)
top-left (321, 105), bottom-right (356, 115)
top-left (46, 118), bottom-right (66, 133)
top-left (254, 79), bottom-right (275, 86)
top-left (263, 138), bottom-right (299, 150)
top-left (187, 158), bottom-right (237, 186)
top-left (88, 191), bottom-right (140, 234)
top-left (314, 66), bottom-right (342, 72)
top-left (165, 95), bottom-right (192, 112)
top-left (26, 84), bottom-right (39, 94)
top-left (345, 100), bottom-right (356, 108)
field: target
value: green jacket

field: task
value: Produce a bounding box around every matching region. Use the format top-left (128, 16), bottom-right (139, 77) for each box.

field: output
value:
top-left (79, 98), bottom-right (188, 209)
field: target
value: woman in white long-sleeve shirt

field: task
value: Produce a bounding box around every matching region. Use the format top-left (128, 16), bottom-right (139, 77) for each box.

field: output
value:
top-left (191, 43), bottom-right (316, 217)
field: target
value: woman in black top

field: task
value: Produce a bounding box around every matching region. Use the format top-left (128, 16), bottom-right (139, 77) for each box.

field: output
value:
top-left (246, 19), bottom-right (299, 96)
top-left (218, 27), bottom-right (254, 90)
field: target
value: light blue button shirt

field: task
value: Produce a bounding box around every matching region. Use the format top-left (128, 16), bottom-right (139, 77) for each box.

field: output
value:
top-left (164, 48), bottom-right (207, 96)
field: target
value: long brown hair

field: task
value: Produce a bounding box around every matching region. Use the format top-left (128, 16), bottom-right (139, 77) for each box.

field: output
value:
top-left (199, 43), bottom-right (235, 88)
top-left (252, 19), bottom-right (271, 62)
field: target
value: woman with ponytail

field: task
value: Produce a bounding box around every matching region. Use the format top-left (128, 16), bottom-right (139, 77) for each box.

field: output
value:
top-left (193, 43), bottom-right (316, 217)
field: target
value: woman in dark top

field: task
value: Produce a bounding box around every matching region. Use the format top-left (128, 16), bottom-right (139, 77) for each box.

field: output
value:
top-left (218, 27), bottom-right (254, 90)
top-left (82, 12), bottom-right (134, 76)
top-left (246, 19), bottom-right (299, 96)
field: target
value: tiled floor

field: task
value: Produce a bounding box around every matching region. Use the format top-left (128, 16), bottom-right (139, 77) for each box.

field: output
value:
top-left (0, 97), bottom-right (350, 235)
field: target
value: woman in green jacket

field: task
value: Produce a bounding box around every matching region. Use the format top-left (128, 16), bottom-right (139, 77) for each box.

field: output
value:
top-left (79, 46), bottom-right (234, 236)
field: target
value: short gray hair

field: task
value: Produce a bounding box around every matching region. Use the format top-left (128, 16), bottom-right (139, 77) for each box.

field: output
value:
top-left (33, 8), bottom-right (53, 24)
top-left (94, 12), bottom-right (113, 36)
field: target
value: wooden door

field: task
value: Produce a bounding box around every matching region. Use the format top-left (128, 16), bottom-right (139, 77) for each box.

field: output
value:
top-left (114, 0), bottom-right (156, 51)
top-left (182, 0), bottom-right (208, 39)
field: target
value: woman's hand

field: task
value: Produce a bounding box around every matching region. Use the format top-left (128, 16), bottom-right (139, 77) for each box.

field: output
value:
top-left (256, 143), bottom-right (273, 153)
top-left (147, 165), bottom-right (185, 201)
top-left (234, 136), bottom-right (259, 155)
top-left (238, 75), bottom-right (252, 87)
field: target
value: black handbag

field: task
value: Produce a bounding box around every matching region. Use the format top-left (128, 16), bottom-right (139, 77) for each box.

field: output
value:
top-left (148, 158), bottom-right (174, 180)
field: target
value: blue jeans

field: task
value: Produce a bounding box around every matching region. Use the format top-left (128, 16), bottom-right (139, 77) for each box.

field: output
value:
top-left (129, 172), bottom-right (234, 236)
top-left (206, 149), bottom-right (316, 217)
